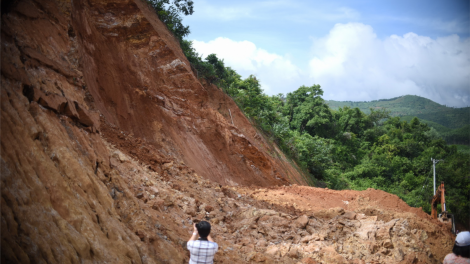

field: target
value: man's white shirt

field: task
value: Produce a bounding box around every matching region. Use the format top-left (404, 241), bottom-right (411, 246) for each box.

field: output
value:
top-left (187, 240), bottom-right (218, 264)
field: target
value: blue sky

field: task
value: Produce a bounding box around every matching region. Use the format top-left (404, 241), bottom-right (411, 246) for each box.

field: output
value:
top-left (182, 0), bottom-right (470, 107)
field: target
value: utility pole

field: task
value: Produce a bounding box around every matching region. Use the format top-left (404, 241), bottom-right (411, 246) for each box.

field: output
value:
top-left (431, 158), bottom-right (443, 194)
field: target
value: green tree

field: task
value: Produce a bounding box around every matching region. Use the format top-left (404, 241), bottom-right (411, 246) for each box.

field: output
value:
top-left (286, 131), bottom-right (333, 176)
top-left (284, 85), bottom-right (333, 137)
top-left (147, 0), bottom-right (194, 42)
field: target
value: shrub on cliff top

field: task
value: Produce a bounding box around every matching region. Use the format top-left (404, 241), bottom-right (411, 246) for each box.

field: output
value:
top-left (147, 0), bottom-right (194, 42)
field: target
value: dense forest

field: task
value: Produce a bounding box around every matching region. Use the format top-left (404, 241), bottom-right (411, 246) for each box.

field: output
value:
top-left (327, 96), bottom-right (470, 146)
top-left (326, 95), bottom-right (470, 126)
top-left (147, 0), bottom-right (470, 227)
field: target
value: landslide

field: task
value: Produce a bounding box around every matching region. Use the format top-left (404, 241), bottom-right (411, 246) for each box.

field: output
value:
top-left (1, 0), bottom-right (454, 263)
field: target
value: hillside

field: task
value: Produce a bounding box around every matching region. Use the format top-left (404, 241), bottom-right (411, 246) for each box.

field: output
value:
top-left (326, 95), bottom-right (470, 145)
top-left (0, 0), bottom-right (456, 263)
top-left (399, 117), bottom-right (470, 145)
top-left (326, 95), bottom-right (470, 129)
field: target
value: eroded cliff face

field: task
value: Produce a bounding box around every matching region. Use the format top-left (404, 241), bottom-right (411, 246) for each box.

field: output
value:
top-left (74, 0), bottom-right (307, 187)
top-left (1, 0), bottom-right (454, 263)
top-left (1, 0), bottom-right (305, 262)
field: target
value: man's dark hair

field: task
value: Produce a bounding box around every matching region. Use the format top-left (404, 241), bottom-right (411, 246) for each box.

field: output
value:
top-left (196, 221), bottom-right (211, 238)
top-left (452, 244), bottom-right (470, 258)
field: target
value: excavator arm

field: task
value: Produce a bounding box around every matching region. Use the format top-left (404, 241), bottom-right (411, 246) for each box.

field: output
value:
top-left (431, 181), bottom-right (456, 234)
top-left (431, 181), bottom-right (446, 219)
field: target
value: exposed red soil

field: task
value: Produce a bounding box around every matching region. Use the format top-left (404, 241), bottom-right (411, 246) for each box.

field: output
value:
top-left (71, 0), bottom-right (307, 188)
top-left (247, 185), bottom-right (432, 220)
top-left (0, 0), bottom-right (456, 263)
top-left (238, 185), bottom-right (456, 262)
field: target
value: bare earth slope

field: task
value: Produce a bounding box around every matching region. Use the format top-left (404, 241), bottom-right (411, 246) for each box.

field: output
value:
top-left (1, 0), bottom-right (454, 263)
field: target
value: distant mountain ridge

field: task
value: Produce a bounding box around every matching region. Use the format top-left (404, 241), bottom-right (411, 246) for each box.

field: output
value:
top-left (326, 95), bottom-right (470, 129)
top-left (326, 95), bottom-right (470, 145)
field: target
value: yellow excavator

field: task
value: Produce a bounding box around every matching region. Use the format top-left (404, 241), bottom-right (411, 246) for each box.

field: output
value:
top-left (431, 181), bottom-right (455, 234)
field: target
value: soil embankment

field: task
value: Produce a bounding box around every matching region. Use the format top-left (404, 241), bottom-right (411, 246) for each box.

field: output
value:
top-left (1, 0), bottom-right (454, 263)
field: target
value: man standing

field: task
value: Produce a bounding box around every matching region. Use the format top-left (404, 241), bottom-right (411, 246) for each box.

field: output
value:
top-left (187, 221), bottom-right (218, 264)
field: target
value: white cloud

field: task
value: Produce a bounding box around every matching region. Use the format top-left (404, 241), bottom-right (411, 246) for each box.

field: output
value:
top-left (190, 23), bottom-right (469, 107)
top-left (192, 37), bottom-right (302, 94)
top-left (309, 23), bottom-right (470, 107)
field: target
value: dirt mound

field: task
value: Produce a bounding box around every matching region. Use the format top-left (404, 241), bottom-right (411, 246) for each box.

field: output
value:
top-left (240, 185), bottom-right (455, 262)
top-left (247, 186), bottom-right (432, 221)
top-left (0, 0), bottom-right (455, 263)
top-left (79, 143), bottom-right (457, 263)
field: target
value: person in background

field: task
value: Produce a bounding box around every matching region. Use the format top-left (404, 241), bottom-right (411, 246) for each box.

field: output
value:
top-left (187, 221), bottom-right (218, 264)
top-left (444, 231), bottom-right (470, 264)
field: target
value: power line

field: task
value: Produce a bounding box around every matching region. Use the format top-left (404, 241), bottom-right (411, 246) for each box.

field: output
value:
top-left (415, 168), bottom-right (433, 207)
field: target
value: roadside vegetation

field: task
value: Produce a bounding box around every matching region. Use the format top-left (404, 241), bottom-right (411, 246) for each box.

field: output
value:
top-left (149, 0), bottom-right (470, 227)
